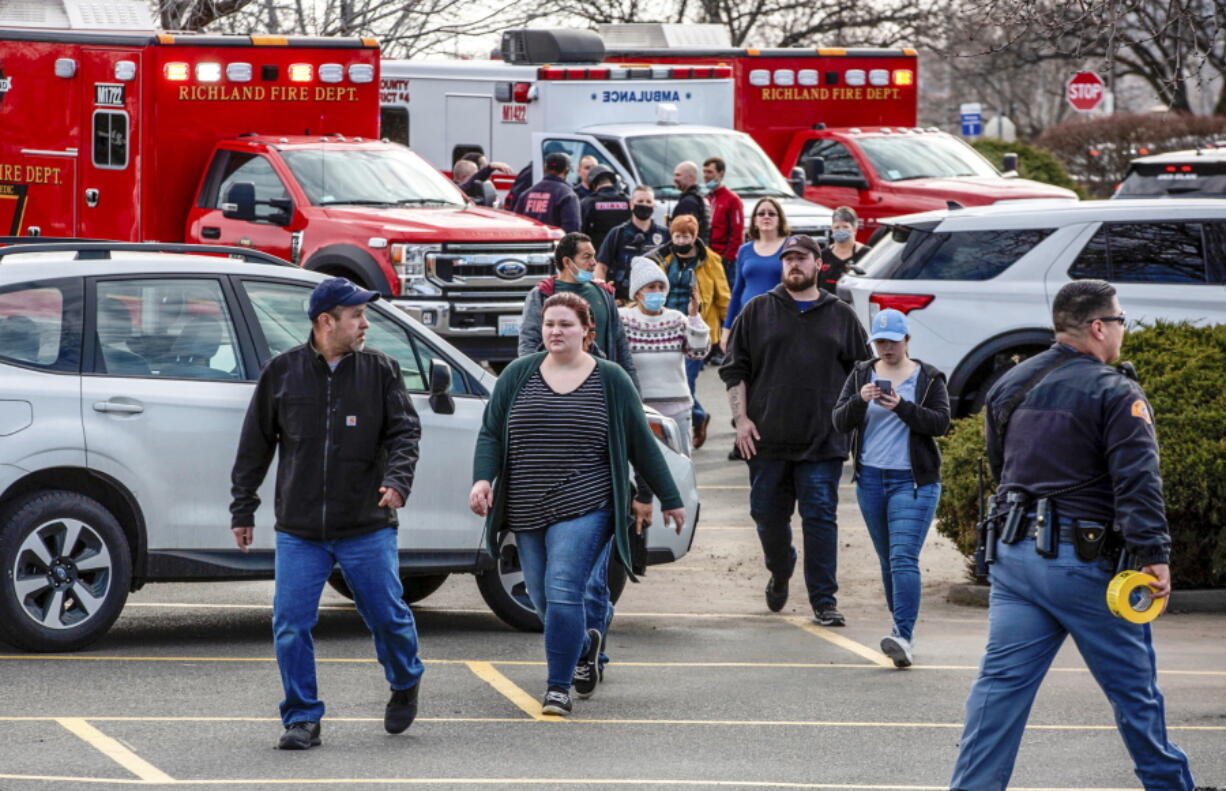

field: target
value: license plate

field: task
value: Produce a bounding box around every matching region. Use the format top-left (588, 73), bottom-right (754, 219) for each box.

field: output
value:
top-left (498, 315), bottom-right (520, 337)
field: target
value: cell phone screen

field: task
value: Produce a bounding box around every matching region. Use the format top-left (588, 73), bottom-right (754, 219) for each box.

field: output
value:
top-left (874, 379), bottom-right (893, 396)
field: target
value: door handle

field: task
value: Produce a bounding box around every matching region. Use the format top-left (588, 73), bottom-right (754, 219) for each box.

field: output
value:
top-left (201, 226), bottom-right (221, 239)
top-left (85, 188), bottom-right (100, 208)
top-left (93, 401), bottom-right (144, 414)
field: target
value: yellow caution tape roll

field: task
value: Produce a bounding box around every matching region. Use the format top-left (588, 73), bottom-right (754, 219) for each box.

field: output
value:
top-left (1106, 570), bottom-right (1166, 623)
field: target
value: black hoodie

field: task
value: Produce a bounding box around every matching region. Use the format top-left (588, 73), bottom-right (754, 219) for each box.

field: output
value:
top-left (719, 285), bottom-right (869, 461)
top-left (831, 358), bottom-right (951, 487)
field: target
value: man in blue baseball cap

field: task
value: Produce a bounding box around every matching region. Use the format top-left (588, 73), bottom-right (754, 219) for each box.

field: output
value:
top-left (231, 275), bottom-right (424, 750)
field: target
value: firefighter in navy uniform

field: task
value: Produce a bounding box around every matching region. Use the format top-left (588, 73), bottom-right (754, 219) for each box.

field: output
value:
top-left (579, 165), bottom-right (631, 252)
top-left (949, 279), bottom-right (1197, 791)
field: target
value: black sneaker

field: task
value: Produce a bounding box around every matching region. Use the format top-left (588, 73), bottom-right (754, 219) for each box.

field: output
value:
top-left (277, 721), bottom-right (321, 750)
top-left (572, 628), bottom-right (602, 699)
top-left (384, 681), bottom-right (419, 734)
top-left (541, 687), bottom-right (572, 716)
top-left (765, 575), bottom-right (788, 612)
top-left (813, 605), bottom-right (846, 627)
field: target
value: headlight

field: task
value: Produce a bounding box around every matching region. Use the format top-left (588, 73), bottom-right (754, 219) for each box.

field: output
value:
top-left (646, 411), bottom-right (688, 457)
top-left (390, 243), bottom-right (440, 279)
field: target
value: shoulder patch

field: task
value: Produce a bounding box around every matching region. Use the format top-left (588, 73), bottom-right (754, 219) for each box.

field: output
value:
top-left (1130, 398), bottom-right (1152, 425)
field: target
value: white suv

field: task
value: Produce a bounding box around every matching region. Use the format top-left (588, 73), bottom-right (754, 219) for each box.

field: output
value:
top-left (839, 199), bottom-right (1226, 416)
top-left (0, 242), bottom-right (699, 652)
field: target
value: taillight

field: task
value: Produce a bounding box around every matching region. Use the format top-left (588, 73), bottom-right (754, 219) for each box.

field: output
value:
top-left (513, 82), bottom-right (534, 102)
top-left (869, 293), bottom-right (934, 314)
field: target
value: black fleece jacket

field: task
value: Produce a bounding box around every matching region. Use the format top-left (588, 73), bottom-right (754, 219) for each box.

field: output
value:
top-left (831, 358), bottom-right (951, 487)
top-left (719, 286), bottom-right (869, 461)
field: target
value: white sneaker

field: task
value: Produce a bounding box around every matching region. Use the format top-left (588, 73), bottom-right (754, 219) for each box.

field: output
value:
top-left (880, 635), bottom-right (913, 669)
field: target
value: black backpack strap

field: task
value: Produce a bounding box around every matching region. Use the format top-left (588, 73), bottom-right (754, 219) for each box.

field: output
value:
top-left (994, 348), bottom-right (1078, 446)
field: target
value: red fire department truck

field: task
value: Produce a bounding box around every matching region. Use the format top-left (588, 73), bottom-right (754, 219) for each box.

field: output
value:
top-left (0, 26), bottom-right (561, 362)
top-left (603, 28), bottom-right (1077, 241)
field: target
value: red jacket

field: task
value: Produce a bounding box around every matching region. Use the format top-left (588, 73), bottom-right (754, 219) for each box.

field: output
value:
top-left (707, 185), bottom-right (745, 264)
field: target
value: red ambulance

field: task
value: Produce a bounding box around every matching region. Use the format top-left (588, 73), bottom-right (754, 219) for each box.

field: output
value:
top-left (0, 26), bottom-right (561, 362)
top-left (604, 36), bottom-right (1077, 241)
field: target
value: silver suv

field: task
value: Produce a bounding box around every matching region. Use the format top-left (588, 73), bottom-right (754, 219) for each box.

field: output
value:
top-left (0, 242), bottom-right (699, 652)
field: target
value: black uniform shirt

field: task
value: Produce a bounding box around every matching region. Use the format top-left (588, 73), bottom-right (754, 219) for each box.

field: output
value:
top-left (984, 343), bottom-right (1170, 566)
top-left (580, 186), bottom-right (632, 250)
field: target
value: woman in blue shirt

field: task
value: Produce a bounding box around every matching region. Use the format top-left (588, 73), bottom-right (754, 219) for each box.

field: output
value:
top-left (831, 309), bottom-right (951, 669)
top-left (720, 197), bottom-right (790, 347)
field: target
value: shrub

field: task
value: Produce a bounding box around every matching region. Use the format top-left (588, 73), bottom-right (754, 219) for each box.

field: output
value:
top-left (935, 322), bottom-right (1226, 587)
top-left (970, 138), bottom-right (1087, 199)
top-left (1036, 113), bottom-right (1226, 198)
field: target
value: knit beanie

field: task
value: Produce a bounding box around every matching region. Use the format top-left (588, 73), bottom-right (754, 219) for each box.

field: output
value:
top-left (628, 256), bottom-right (669, 300)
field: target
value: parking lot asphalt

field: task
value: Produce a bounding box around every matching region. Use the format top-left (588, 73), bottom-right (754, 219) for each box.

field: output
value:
top-left (1, 372), bottom-right (1223, 790)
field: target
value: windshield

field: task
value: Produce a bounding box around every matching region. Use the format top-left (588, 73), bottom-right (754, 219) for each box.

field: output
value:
top-left (626, 133), bottom-right (796, 199)
top-left (282, 145), bottom-right (466, 208)
top-left (858, 136), bottom-right (999, 181)
top-left (1116, 163), bottom-right (1226, 198)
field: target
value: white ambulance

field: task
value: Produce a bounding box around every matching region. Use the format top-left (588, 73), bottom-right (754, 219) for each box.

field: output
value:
top-left (379, 30), bottom-right (834, 239)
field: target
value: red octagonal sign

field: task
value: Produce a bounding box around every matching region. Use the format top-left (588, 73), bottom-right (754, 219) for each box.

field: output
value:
top-left (1067, 71), bottom-right (1106, 112)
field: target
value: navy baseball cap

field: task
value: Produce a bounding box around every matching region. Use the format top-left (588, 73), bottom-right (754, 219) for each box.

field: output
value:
top-left (868, 308), bottom-right (909, 342)
top-left (779, 234), bottom-right (822, 257)
top-left (308, 277), bottom-right (380, 320)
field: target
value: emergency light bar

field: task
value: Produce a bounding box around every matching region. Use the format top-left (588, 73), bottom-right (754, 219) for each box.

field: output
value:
top-left (160, 59), bottom-right (371, 85)
top-left (748, 67), bottom-right (912, 88)
top-left (535, 64), bottom-right (733, 80)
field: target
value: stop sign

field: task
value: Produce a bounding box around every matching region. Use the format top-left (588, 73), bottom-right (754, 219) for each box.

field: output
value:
top-left (1067, 71), bottom-right (1106, 112)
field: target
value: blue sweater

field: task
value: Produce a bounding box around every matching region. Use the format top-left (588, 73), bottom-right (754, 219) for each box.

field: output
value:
top-left (724, 241), bottom-right (785, 328)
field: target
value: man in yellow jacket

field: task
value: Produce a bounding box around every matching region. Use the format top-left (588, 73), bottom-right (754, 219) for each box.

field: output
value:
top-left (651, 214), bottom-right (731, 448)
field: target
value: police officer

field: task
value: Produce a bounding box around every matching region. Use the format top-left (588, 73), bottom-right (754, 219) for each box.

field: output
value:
top-left (579, 165), bottom-right (631, 252)
top-left (950, 280), bottom-right (1196, 791)
top-left (596, 185), bottom-right (667, 302)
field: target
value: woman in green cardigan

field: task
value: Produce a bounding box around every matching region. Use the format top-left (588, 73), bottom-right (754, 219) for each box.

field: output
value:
top-left (470, 292), bottom-right (686, 717)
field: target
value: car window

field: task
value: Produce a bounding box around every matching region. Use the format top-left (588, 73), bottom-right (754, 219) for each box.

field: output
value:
top-left (800, 139), bottom-right (864, 179)
top-left (542, 139), bottom-right (618, 189)
top-left (0, 277), bottom-right (82, 372)
top-left (93, 279), bottom-right (245, 379)
top-left (1070, 223), bottom-right (1209, 283)
top-left (882, 229), bottom-right (1053, 280)
top-left (1116, 161), bottom-right (1226, 198)
top-left (1204, 221), bottom-right (1226, 283)
top-left (209, 152), bottom-right (290, 222)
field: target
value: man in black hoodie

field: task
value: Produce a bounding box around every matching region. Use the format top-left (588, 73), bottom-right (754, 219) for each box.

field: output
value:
top-left (720, 235), bottom-right (869, 626)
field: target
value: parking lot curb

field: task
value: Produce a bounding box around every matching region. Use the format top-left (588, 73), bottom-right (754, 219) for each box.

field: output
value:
top-left (946, 583), bottom-right (1226, 613)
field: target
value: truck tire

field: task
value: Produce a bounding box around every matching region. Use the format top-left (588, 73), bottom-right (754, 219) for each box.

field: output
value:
top-left (327, 572), bottom-right (450, 605)
top-left (476, 529), bottom-right (627, 633)
top-left (0, 491), bottom-right (132, 653)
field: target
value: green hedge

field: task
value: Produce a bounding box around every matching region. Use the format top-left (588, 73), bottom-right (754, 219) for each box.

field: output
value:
top-left (935, 322), bottom-right (1226, 587)
top-left (970, 138), bottom-right (1088, 199)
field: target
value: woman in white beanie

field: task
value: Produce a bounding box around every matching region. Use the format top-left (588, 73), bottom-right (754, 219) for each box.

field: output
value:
top-left (618, 257), bottom-right (710, 451)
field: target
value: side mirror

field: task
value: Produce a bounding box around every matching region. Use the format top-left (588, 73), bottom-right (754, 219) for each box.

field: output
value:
top-left (803, 156), bottom-right (826, 183)
top-left (788, 166), bottom-right (806, 197)
top-left (267, 197), bottom-right (294, 226)
top-left (1001, 153), bottom-right (1019, 176)
top-left (221, 182), bottom-right (257, 221)
top-left (428, 359), bottom-right (455, 415)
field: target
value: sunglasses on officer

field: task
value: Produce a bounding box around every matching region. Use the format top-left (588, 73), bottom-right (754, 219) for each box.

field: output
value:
top-left (1090, 312), bottom-right (1127, 325)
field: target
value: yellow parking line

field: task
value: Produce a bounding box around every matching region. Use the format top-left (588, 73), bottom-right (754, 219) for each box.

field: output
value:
top-left (464, 661), bottom-right (560, 722)
top-left (57, 717), bottom-right (175, 783)
top-left (786, 617), bottom-right (894, 668)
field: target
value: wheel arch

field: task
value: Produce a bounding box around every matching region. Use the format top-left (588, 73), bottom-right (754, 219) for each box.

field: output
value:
top-left (0, 468), bottom-right (147, 590)
top-left (303, 244), bottom-right (393, 296)
top-left (948, 328), bottom-right (1054, 417)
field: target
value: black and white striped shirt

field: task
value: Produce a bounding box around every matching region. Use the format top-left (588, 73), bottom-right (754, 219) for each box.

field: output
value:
top-left (505, 368), bottom-right (611, 532)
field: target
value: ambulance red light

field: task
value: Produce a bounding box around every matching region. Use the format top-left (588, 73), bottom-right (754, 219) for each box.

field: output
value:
top-left (196, 62), bottom-right (222, 83)
top-left (712, 65), bottom-right (732, 79)
top-left (587, 68), bottom-right (610, 79)
top-left (691, 66), bottom-right (712, 78)
top-left (671, 67), bottom-right (692, 78)
top-left (893, 69), bottom-right (914, 86)
top-left (288, 63), bottom-right (313, 82)
top-left (1165, 166), bottom-right (1176, 172)
top-left (164, 62), bottom-right (189, 81)
top-left (537, 66), bottom-right (565, 80)
top-left (1181, 165), bottom-right (1193, 172)
top-left (512, 81), bottom-right (534, 102)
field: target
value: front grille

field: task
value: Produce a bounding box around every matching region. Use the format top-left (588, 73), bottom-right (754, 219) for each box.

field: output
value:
top-left (427, 242), bottom-right (555, 291)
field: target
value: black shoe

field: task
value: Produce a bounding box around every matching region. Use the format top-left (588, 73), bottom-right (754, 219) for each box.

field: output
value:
top-left (727, 444), bottom-right (744, 461)
top-left (813, 605), bottom-right (846, 627)
top-left (277, 721), bottom-right (321, 750)
top-left (541, 687), bottom-right (572, 716)
top-left (765, 575), bottom-right (788, 612)
top-left (572, 628), bottom-right (601, 699)
top-left (384, 682), bottom-right (419, 734)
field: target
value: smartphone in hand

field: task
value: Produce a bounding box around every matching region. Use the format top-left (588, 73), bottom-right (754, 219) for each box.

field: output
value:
top-left (874, 379), bottom-right (894, 397)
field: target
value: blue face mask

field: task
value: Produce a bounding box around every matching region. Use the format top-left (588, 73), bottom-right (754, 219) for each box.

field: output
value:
top-left (831, 228), bottom-right (854, 244)
top-left (642, 292), bottom-right (666, 312)
top-left (573, 266), bottom-right (594, 284)
top-left (705, 180), bottom-right (719, 191)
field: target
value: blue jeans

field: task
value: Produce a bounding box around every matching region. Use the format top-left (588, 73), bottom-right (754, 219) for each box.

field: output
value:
top-left (516, 508), bottom-right (613, 690)
top-left (950, 535), bottom-right (1194, 791)
top-left (855, 466), bottom-right (941, 642)
top-left (584, 538), bottom-right (614, 669)
top-left (747, 458), bottom-right (842, 609)
top-left (273, 528), bottom-right (424, 726)
top-left (684, 356), bottom-right (707, 424)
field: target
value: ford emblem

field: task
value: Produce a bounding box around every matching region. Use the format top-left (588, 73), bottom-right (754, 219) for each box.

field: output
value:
top-left (494, 259), bottom-right (529, 280)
